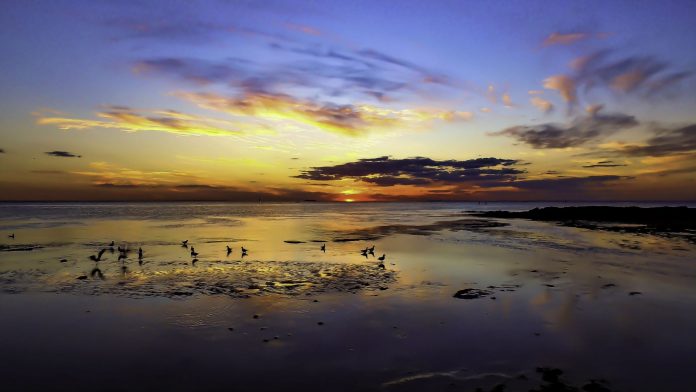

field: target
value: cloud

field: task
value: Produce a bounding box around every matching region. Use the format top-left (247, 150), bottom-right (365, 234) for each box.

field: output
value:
top-left (502, 92), bottom-right (515, 108)
top-left (582, 160), bottom-right (627, 168)
top-left (45, 151), bottom-right (82, 158)
top-left (133, 43), bottom-right (454, 103)
top-left (491, 112), bottom-right (638, 149)
top-left (585, 104), bottom-right (604, 116)
top-left (572, 50), bottom-right (692, 97)
top-left (36, 107), bottom-right (257, 137)
top-left (543, 75), bottom-right (577, 108)
top-left (295, 156), bottom-right (523, 186)
top-left (611, 124), bottom-right (696, 157)
top-left (543, 32), bottom-right (590, 46)
top-left (176, 91), bottom-right (472, 137)
top-left (530, 97), bottom-right (554, 113)
top-left (509, 175), bottom-right (625, 194)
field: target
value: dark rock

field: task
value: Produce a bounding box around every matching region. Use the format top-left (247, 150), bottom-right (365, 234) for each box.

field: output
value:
top-left (453, 288), bottom-right (492, 299)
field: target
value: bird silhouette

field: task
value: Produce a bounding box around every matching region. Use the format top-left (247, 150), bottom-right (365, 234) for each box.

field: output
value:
top-left (8, 233), bottom-right (15, 239)
top-left (138, 247), bottom-right (143, 259)
top-left (108, 241), bottom-right (115, 247)
top-left (118, 253), bottom-right (127, 261)
top-left (360, 249), bottom-right (369, 258)
top-left (118, 245), bottom-right (127, 253)
top-left (320, 244), bottom-right (326, 252)
top-left (226, 245), bottom-right (232, 255)
top-left (378, 262), bottom-right (385, 270)
top-left (181, 240), bottom-right (189, 247)
top-left (190, 247), bottom-right (199, 257)
top-left (89, 248), bottom-right (107, 262)
top-left (368, 245), bottom-right (375, 256)
top-left (378, 254), bottom-right (386, 261)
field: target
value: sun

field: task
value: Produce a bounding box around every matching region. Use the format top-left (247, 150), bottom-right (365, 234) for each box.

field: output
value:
top-left (344, 198), bottom-right (354, 203)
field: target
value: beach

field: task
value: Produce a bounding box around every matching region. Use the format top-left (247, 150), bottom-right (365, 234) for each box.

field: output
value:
top-left (1, 202), bottom-right (696, 391)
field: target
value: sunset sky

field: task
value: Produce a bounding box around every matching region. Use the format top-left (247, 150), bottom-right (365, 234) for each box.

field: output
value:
top-left (1, 0), bottom-right (695, 201)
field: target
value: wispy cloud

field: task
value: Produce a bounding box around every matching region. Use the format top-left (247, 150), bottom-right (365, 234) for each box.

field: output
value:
top-left (176, 91), bottom-right (472, 137)
top-left (45, 150), bottom-right (82, 158)
top-left (543, 32), bottom-right (593, 46)
top-left (36, 107), bottom-right (258, 137)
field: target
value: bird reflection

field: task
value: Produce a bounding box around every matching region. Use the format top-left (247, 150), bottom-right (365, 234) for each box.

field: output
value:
top-left (90, 267), bottom-right (105, 280)
top-left (226, 245), bottom-right (232, 256)
top-left (321, 243), bottom-right (326, 252)
top-left (191, 258), bottom-right (198, 265)
top-left (190, 247), bottom-right (199, 257)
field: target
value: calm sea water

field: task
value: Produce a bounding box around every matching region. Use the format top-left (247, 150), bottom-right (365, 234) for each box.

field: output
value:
top-left (1, 202), bottom-right (695, 391)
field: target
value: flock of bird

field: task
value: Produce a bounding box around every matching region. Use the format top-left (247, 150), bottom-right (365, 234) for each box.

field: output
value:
top-left (181, 239), bottom-right (249, 264)
top-left (8, 232), bottom-right (388, 271)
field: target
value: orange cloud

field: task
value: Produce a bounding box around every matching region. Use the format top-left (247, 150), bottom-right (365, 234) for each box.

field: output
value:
top-left (175, 91), bottom-right (472, 137)
top-left (543, 75), bottom-right (577, 105)
top-left (530, 97), bottom-right (553, 113)
top-left (36, 108), bottom-right (256, 137)
top-left (543, 32), bottom-right (588, 46)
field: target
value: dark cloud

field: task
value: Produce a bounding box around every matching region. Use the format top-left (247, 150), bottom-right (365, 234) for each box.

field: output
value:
top-left (45, 151), bottom-right (82, 158)
top-left (491, 112), bottom-right (638, 149)
top-left (613, 124), bottom-right (696, 157)
top-left (506, 175), bottom-right (626, 192)
top-left (582, 160), bottom-right (627, 168)
top-left (295, 156), bottom-right (523, 186)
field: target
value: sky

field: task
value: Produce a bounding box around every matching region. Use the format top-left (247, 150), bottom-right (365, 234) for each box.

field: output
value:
top-left (1, 0), bottom-right (695, 202)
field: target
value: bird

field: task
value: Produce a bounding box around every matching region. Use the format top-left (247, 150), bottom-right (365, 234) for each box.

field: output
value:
top-left (8, 233), bottom-right (15, 239)
top-left (320, 244), bottom-right (326, 252)
top-left (190, 247), bottom-right (199, 257)
top-left (368, 245), bottom-right (375, 255)
top-left (108, 241), bottom-right (115, 247)
top-left (118, 245), bottom-right (127, 253)
top-left (138, 247), bottom-right (143, 259)
top-left (360, 249), bottom-right (369, 258)
top-left (118, 253), bottom-right (127, 261)
top-left (226, 245), bottom-right (232, 255)
top-left (181, 240), bottom-right (189, 247)
top-left (378, 262), bottom-right (385, 270)
top-left (89, 248), bottom-right (107, 262)
top-left (241, 246), bottom-right (248, 253)
top-left (378, 254), bottom-right (386, 261)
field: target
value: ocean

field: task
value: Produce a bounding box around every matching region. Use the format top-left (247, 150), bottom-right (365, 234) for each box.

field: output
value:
top-left (1, 201), bottom-right (695, 391)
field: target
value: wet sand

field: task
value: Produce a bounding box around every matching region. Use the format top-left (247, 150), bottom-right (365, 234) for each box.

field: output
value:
top-left (1, 202), bottom-right (695, 391)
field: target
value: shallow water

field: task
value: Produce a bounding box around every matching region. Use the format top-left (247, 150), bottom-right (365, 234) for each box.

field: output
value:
top-left (1, 202), bottom-right (695, 391)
